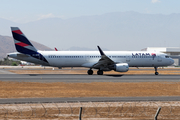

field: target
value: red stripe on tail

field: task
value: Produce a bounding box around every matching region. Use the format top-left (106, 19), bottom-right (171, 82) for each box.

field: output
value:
top-left (16, 42), bottom-right (29, 47)
top-left (12, 30), bottom-right (23, 35)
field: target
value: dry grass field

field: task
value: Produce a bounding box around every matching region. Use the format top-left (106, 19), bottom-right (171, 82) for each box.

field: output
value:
top-left (0, 81), bottom-right (180, 98)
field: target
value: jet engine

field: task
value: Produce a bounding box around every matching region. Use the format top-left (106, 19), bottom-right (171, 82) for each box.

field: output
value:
top-left (114, 63), bottom-right (129, 72)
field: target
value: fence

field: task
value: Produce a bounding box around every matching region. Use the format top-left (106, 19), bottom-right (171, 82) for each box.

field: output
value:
top-left (0, 101), bottom-right (180, 119)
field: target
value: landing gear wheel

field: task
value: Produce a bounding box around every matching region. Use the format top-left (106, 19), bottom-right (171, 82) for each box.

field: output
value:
top-left (154, 67), bottom-right (159, 75)
top-left (155, 72), bottom-right (159, 75)
top-left (87, 70), bottom-right (93, 75)
top-left (97, 70), bottom-right (103, 75)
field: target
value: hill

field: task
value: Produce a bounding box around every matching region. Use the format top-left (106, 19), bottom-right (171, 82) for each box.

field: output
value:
top-left (0, 35), bottom-right (53, 60)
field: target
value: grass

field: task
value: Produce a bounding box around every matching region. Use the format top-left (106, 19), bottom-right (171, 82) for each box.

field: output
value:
top-left (0, 81), bottom-right (180, 98)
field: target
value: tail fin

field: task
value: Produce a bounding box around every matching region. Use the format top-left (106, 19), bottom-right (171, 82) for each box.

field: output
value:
top-left (11, 27), bottom-right (37, 55)
top-left (55, 47), bottom-right (58, 51)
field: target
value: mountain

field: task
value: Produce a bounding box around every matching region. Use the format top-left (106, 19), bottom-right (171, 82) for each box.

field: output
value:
top-left (1, 11), bottom-right (180, 51)
top-left (65, 46), bottom-right (109, 51)
top-left (0, 35), bottom-right (53, 60)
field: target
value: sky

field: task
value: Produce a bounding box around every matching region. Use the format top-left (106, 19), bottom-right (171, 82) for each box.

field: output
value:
top-left (1, 0), bottom-right (180, 50)
top-left (0, 0), bottom-right (180, 23)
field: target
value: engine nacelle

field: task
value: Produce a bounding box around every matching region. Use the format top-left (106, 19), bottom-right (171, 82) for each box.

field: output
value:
top-left (114, 63), bottom-right (129, 72)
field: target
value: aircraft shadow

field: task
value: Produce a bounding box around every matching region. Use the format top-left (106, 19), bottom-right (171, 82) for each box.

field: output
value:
top-left (105, 75), bottom-right (124, 77)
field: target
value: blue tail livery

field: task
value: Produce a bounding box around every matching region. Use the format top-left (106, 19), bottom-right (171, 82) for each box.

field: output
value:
top-left (11, 27), bottom-right (48, 63)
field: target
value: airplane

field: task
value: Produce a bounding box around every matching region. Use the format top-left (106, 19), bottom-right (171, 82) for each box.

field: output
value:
top-left (8, 27), bottom-right (174, 75)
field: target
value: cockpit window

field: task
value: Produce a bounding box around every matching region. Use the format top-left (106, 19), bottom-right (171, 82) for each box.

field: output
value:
top-left (165, 56), bottom-right (169, 58)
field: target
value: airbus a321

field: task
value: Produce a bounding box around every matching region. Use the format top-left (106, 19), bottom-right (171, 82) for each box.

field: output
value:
top-left (8, 27), bottom-right (174, 75)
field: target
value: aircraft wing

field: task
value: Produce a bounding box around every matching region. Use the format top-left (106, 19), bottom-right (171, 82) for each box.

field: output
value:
top-left (92, 46), bottom-right (115, 69)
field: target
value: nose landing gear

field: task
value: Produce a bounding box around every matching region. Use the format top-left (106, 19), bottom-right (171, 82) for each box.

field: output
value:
top-left (154, 67), bottom-right (159, 75)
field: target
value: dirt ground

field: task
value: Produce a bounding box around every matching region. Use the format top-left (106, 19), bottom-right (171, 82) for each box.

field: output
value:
top-left (0, 81), bottom-right (180, 98)
top-left (1, 101), bottom-right (180, 120)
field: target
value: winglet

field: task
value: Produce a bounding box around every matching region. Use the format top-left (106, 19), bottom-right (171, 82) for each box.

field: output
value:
top-left (97, 46), bottom-right (105, 55)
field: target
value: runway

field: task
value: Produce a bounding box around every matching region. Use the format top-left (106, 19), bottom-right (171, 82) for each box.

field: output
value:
top-left (0, 74), bottom-right (179, 83)
top-left (1, 96), bottom-right (180, 104)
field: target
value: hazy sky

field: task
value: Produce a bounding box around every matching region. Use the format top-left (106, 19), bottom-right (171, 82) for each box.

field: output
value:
top-left (1, 0), bottom-right (180, 50)
top-left (0, 0), bottom-right (180, 23)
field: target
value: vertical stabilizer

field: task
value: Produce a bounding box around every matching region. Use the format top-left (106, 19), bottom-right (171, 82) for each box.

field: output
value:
top-left (11, 27), bottom-right (49, 64)
top-left (11, 27), bottom-right (37, 55)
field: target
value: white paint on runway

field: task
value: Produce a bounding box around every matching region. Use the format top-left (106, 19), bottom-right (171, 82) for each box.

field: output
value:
top-left (0, 69), bottom-right (15, 74)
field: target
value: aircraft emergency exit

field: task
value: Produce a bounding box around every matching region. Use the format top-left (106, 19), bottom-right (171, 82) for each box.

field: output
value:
top-left (8, 27), bottom-right (174, 75)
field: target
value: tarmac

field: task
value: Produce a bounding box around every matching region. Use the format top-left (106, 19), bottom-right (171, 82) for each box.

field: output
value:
top-left (0, 74), bottom-right (179, 83)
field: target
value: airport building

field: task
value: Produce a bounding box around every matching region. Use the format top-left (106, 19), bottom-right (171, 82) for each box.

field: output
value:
top-left (141, 47), bottom-right (180, 66)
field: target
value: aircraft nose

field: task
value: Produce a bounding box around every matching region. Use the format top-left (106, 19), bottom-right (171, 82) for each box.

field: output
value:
top-left (170, 59), bottom-right (174, 65)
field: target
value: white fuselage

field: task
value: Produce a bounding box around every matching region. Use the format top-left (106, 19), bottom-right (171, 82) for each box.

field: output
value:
top-left (8, 50), bottom-right (174, 68)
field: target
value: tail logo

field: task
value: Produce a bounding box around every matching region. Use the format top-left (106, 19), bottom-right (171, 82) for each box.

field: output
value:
top-left (15, 42), bottom-right (29, 47)
top-left (11, 27), bottom-right (48, 63)
top-left (12, 30), bottom-right (23, 35)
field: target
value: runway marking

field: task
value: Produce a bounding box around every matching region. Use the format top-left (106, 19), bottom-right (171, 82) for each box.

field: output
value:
top-left (0, 70), bottom-right (15, 74)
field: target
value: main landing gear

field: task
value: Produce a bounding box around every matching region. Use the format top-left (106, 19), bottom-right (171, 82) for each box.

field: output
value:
top-left (87, 69), bottom-right (104, 75)
top-left (97, 70), bottom-right (103, 75)
top-left (154, 67), bottom-right (159, 75)
top-left (87, 69), bottom-right (93, 75)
